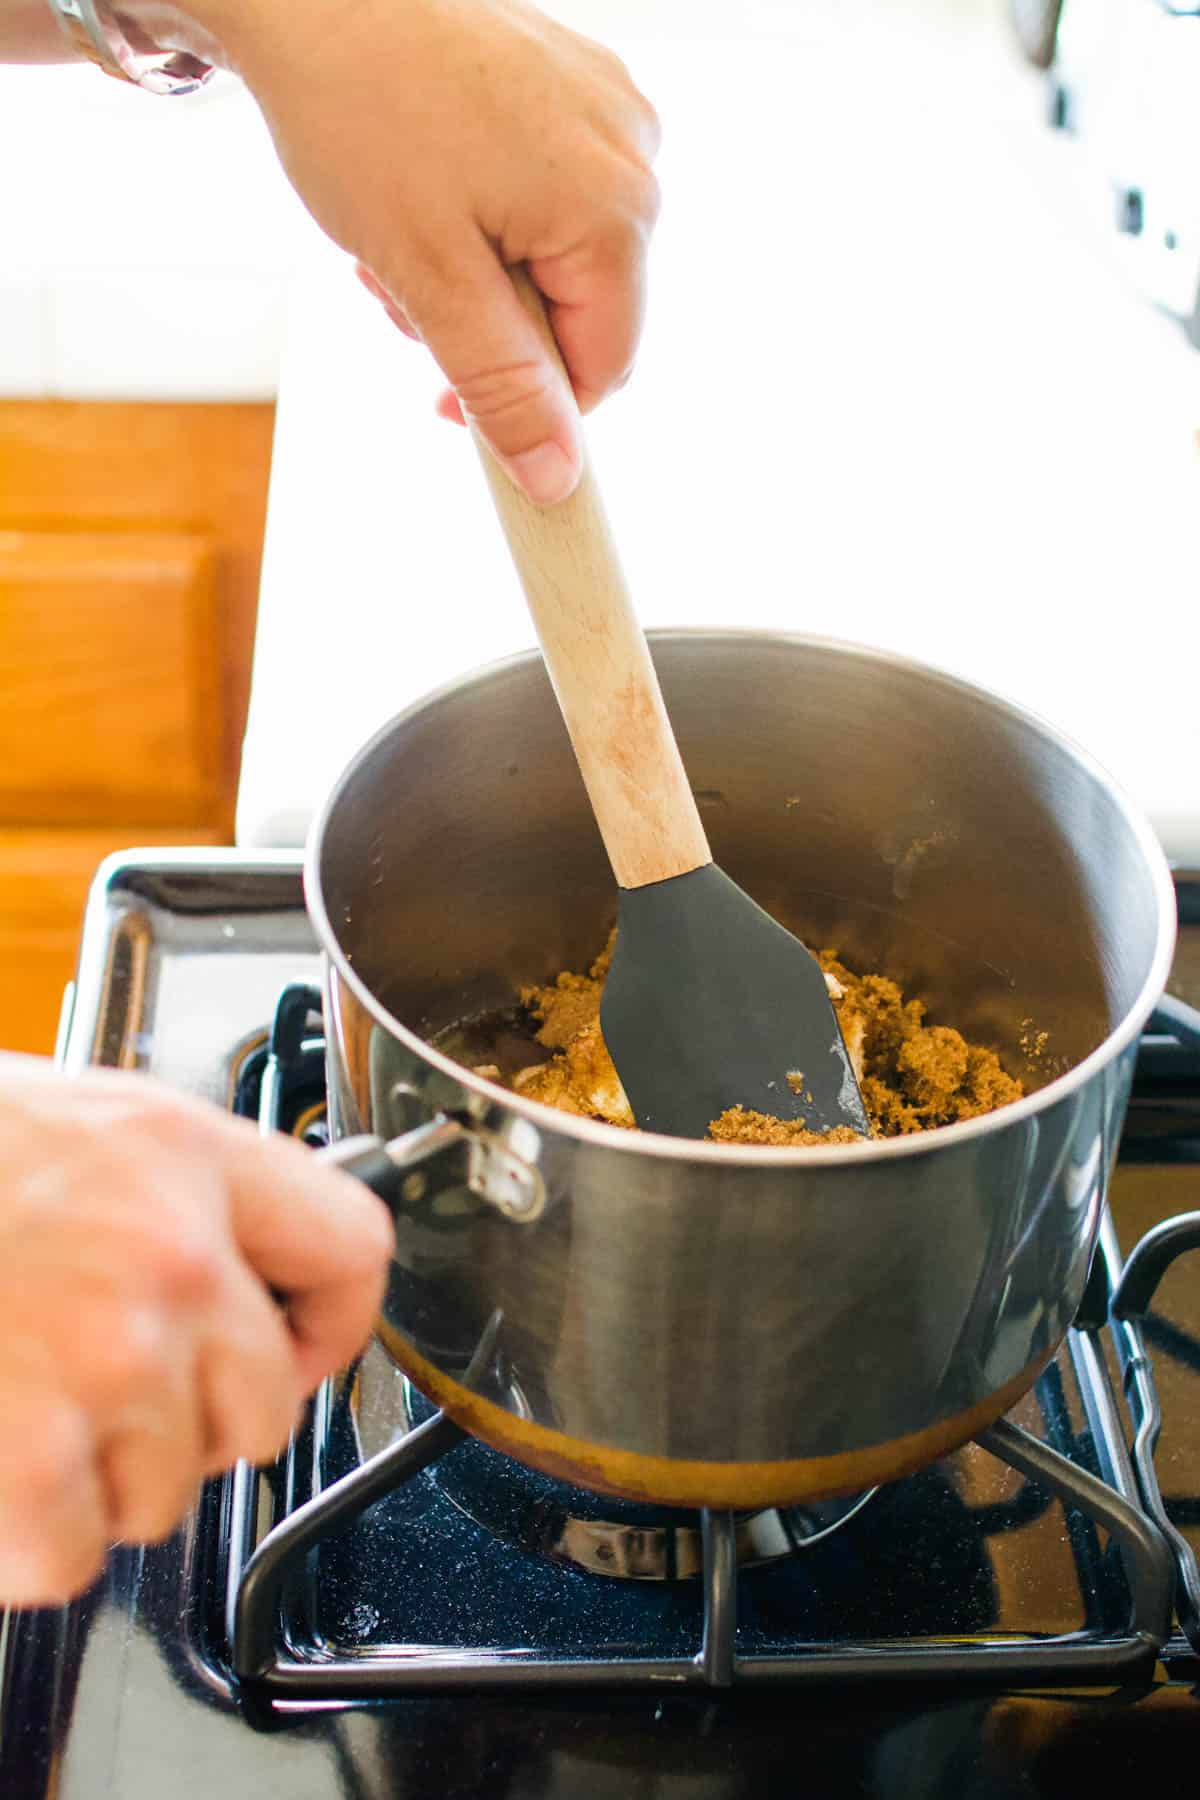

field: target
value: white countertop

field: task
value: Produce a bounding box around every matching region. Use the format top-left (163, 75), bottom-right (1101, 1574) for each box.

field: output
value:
top-left (238, 0), bottom-right (1200, 865)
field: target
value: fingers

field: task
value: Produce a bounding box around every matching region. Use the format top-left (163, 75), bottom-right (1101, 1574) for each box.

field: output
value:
top-left (196, 1260), bottom-right (302, 1474)
top-left (530, 196), bottom-right (655, 417)
top-left (278, 1257), bottom-right (390, 1396)
top-left (355, 262), bottom-right (420, 341)
top-left (0, 1071), bottom-right (395, 1607)
top-left (60, 1289), bottom-right (202, 1545)
top-left (224, 1128), bottom-right (393, 1395)
top-left (358, 214), bottom-right (652, 485)
top-left (0, 1392), bottom-right (107, 1606)
top-left (383, 233), bottom-right (583, 505)
top-left (99, 1396), bottom-right (203, 1547)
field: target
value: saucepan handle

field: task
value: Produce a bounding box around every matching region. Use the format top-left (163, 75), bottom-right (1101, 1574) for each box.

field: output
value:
top-left (315, 1122), bottom-right (469, 1216)
top-left (317, 1133), bottom-right (406, 1209)
top-left (316, 1120), bottom-right (545, 1223)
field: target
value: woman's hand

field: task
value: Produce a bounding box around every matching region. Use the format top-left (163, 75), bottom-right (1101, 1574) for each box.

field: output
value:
top-left (0, 1059), bottom-right (392, 1605)
top-left (161, 0), bottom-right (660, 503)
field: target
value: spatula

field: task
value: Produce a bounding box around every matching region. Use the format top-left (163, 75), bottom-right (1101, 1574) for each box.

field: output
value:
top-left (471, 270), bottom-right (869, 1143)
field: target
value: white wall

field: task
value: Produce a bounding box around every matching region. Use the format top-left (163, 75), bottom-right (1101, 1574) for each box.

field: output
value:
top-left (0, 64), bottom-right (306, 399)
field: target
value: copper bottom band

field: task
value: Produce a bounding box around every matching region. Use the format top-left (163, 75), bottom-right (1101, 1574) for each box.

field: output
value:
top-left (376, 1324), bottom-right (1057, 1509)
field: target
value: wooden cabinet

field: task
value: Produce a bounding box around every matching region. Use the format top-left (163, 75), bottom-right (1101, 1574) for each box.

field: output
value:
top-left (0, 528), bottom-right (221, 826)
top-left (0, 402), bottom-right (275, 1053)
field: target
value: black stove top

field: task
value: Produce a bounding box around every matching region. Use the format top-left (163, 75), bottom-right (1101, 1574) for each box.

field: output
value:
top-left (3, 853), bottom-right (1200, 1799)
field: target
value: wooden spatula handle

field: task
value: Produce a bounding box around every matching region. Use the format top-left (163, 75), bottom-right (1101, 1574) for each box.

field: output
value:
top-left (472, 267), bottom-right (710, 892)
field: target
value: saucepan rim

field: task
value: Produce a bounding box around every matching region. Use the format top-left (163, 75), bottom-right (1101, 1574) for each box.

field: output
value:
top-left (304, 628), bottom-right (1178, 1168)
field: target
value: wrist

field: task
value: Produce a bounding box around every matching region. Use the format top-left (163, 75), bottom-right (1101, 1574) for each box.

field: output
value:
top-left (104, 0), bottom-right (236, 68)
top-left (43, 0), bottom-right (252, 90)
top-left (6, 0), bottom-right (73, 61)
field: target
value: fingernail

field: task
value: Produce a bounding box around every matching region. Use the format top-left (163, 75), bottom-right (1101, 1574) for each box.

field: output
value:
top-left (502, 441), bottom-right (579, 505)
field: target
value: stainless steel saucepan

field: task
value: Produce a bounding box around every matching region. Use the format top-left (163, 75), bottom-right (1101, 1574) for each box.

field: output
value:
top-left (306, 631), bottom-right (1175, 1508)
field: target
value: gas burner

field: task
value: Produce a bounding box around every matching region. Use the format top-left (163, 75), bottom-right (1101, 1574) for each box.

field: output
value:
top-left (394, 1377), bottom-right (877, 1579)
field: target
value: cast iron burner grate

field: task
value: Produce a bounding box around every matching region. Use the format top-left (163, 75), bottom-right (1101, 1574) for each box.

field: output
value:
top-left (220, 984), bottom-right (1200, 1704)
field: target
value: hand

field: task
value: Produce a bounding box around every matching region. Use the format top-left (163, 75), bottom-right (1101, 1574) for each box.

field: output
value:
top-left (147, 0), bottom-right (661, 504)
top-left (0, 1059), bottom-right (392, 1606)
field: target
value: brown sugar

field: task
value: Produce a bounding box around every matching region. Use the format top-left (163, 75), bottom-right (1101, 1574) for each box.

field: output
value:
top-left (898, 1026), bottom-right (970, 1113)
top-left (519, 930), bottom-right (613, 1050)
top-left (516, 932), bottom-right (637, 1125)
top-left (506, 929), bottom-right (1024, 1145)
top-left (708, 1107), bottom-right (865, 1147)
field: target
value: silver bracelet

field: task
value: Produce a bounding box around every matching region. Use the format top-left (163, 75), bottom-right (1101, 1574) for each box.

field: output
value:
top-left (47, 0), bottom-right (215, 94)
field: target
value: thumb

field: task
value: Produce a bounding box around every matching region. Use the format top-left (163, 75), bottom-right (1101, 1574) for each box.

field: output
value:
top-left (400, 238), bottom-right (582, 506)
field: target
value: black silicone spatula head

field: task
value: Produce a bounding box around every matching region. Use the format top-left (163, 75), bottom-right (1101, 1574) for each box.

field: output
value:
top-left (472, 268), bottom-right (870, 1144)
top-left (600, 863), bottom-right (869, 1140)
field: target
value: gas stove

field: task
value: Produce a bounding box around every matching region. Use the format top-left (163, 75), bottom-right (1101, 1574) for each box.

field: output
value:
top-left (3, 851), bottom-right (1200, 1798)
